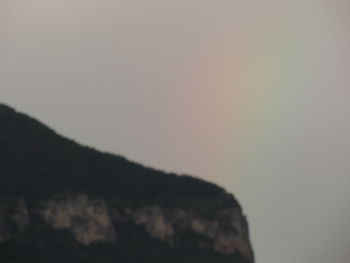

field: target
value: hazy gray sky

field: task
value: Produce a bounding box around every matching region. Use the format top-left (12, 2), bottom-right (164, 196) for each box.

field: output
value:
top-left (1, 1), bottom-right (350, 263)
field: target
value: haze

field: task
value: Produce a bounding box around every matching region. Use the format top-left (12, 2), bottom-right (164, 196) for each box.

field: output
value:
top-left (1, 1), bottom-right (350, 263)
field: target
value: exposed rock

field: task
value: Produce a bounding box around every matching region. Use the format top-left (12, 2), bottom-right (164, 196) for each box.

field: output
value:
top-left (36, 194), bottom-right (115, 245)
top-left (0, 194), bottom-right (253, 262)
top-left (128, 206), bottom-right (174, 240)
top-left (0, 104), bottom-right (254, 263)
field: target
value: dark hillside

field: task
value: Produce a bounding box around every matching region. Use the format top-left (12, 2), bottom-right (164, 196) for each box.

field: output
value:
top-left (0, 104), bottom-right (253, 263)
top-left (0, 104), bottom-right (234, 206)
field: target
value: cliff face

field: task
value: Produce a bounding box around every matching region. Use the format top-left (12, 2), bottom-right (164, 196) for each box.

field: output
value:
top-left (0, 104), bottom-right (254, 263)
top-left (0, 194), bottom-right (253, 262)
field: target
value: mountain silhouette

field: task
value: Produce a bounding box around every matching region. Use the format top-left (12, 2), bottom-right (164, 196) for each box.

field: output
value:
top-left (0, 104), bottom-right (254, 263)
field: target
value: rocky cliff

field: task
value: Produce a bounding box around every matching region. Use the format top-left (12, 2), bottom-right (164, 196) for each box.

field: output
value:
top-left (0, 104), bottom-right (254, 263)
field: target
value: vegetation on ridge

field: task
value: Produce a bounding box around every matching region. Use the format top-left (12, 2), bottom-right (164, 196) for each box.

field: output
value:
top-left (0, 104), bottom-right (252, 263)
top-left (0, 104), bottom-right (237, 210)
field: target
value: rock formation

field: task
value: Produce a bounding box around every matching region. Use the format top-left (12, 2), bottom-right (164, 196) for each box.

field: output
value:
top-left (0, 104), bottom-right (254, 263)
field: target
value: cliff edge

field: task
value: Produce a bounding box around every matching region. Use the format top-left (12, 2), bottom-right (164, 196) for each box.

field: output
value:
top-left (0, 104), bottom-right (254, 263)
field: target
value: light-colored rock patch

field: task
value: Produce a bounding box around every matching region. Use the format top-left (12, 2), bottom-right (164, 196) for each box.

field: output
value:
top-left (129, 206), bottom-right (174, 240)
top-left (0, 194), bottom-right (253, 262)
top-left (37, 194), bottom-right (115, 245)
top-left (122, 206), bottom-right (253, 261)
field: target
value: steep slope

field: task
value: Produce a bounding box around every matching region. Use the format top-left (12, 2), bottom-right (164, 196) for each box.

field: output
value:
top-left (0, 104), bottom-right (254, 263)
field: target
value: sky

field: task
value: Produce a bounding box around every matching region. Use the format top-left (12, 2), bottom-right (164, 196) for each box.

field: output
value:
top-left (1, 1), bottom-right (350, 262)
